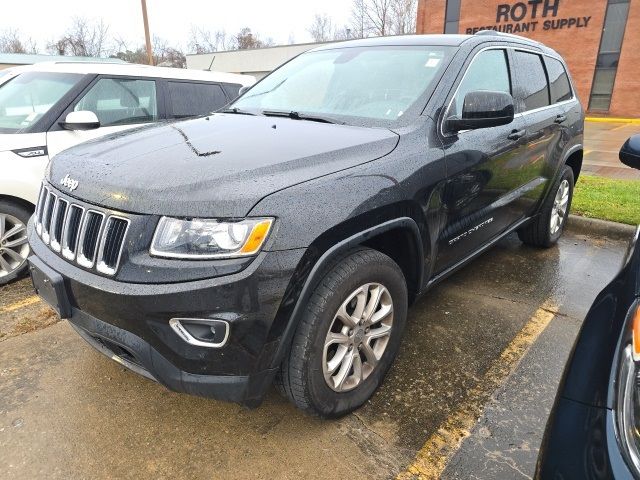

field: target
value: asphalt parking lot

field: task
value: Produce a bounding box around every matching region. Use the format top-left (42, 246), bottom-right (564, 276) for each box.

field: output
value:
top-left (0, 224), bottom-right (630, 480)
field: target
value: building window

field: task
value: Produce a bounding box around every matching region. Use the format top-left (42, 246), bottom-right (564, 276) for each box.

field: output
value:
top-left (444, 0), bottom-right (461, 34)
top-left (588, 0), bottom-right (630, 111)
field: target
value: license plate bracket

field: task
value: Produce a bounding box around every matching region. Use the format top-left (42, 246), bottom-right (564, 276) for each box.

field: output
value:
top-left (28, 256), bottom-right (71, 319)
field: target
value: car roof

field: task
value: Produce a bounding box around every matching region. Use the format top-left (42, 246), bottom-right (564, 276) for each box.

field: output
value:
top-left (2, 62), bottom-right (255, 86)
top-left (309, 33), bottom-right (551, 54)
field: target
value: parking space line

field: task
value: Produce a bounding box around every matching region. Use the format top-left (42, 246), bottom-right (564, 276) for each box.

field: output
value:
top-left (396, 301), bottom-right (558, 480)
top-left (610, 124), bottom-right (631, 132)
top-left (0, 295), bottom-right (41, 314)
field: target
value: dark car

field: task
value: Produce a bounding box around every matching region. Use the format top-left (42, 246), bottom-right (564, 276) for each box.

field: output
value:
top-left (27, 32), bottom-right (584, 417)
top-left (536, 136), bottom-right (640, 479)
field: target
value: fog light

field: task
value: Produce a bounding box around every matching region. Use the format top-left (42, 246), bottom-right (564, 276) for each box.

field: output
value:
top-left (169, 318), bottom-right (230, 348)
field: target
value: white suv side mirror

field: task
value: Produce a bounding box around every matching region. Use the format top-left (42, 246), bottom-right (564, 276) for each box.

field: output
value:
top-left (60, 111), bottom-right (100, 131)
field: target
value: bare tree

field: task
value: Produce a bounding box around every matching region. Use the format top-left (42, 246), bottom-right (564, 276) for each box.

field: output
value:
top-left (390, 0), bottom-right (417, 34)
top-left (364, 0), bottom-right (394, 36)
top-left (348, 0), bottom-right (417, 38)
top-left (308, 14), bottom-right (335, 42)
top-left (234, 28), bottom-right (273, 50)
top-left (47, 17), bottom-right (109, 57)
top-left (0, 29), bottom-right (38, 54)
top-left (350, 0), bottom-right (369, 38)
top-left (188, 26), bottom-right (233, 54)
top-left (112, 35), bottom-right (185, 68)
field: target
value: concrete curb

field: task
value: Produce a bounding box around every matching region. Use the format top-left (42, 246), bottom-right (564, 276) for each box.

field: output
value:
top-left (567, 215), bottom-right (637, 241)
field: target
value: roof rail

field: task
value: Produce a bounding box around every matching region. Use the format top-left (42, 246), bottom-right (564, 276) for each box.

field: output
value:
top-left (474, 30), bottom-right (543, 45)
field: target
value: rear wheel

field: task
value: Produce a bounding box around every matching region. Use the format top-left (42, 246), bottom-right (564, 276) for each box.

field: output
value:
top-left (518, 165), bottom-right (574, 248)
top-left (276, 248), bottom-right (408, 418)
top-left (0, 200), bottom-right (31, 285)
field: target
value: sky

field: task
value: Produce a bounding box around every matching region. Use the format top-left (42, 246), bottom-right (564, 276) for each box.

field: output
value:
top-left (2, 0), bottom-right (353, 54)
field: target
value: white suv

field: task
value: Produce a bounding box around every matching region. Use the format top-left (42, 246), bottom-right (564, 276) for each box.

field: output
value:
top-left (0, 62), bottom-right (254, 284)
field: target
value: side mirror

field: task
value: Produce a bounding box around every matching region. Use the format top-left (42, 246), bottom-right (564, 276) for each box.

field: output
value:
top-left (446, 90), bottom-right (514, 132)
top-left (620, 135), bottom-right (640, 170)
top-left (60, 111), bottom-right (100, 131)
top-left (238, 85), bottom-right (250, 97)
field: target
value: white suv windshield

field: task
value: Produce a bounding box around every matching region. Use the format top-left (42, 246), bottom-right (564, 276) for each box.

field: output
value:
top-left (232, 45), bottom-right (455, 125)
top-left (0, 71), bottom-right (83, 133)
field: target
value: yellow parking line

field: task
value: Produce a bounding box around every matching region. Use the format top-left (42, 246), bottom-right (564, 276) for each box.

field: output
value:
top-left (583, 149), bottom-right (592, 156)
top-left (586, 117), bottom-right (640, 124)
top-left (396, 300), bottom-right (558, 480)
top-left (0, 295), bottom-right (41, 314)
top-left (610, 124), bottom-right (632, 132)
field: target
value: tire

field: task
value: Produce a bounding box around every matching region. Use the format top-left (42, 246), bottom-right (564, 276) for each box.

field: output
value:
top-left (518, 165), bottom-right (574, 248)
top-left (0, 200), bottom-right (32, 285)
top-left (276, 247), bottom-right (408, 418)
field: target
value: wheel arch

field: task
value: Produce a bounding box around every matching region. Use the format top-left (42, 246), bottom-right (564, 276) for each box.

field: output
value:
top-left (564, 146), bottom-right (583, 183)
top-left (268, 217), bottom-right (424, 370)
top-left (0, 194), bottom-right (36, 213)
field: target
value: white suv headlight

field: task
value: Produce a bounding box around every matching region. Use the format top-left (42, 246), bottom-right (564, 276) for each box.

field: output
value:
top-left (150, 217), bottom-right (273, 259)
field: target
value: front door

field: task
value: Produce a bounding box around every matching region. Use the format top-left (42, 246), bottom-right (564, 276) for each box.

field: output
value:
top-left (434, 47), bottom-right (530, 273)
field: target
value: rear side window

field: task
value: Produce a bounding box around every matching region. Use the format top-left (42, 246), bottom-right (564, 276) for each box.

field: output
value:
top-left (545, 57), bottom-right (572, 104)
top-left (167, 82), bottom-right (227, 118)
top-left (449, 49), bottom-right (511, 118)
top-left (74, 78), bottom-right (158, 127)
top-left (511, 51), bottom-right (550, 112)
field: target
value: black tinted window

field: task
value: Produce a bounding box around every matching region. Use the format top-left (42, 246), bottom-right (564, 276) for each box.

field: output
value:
top-left (512, 51), bottom-right (550, 112)
top-left (168, 82), bottom-right (227, 118)
top-left (545, 57), bottom-right (572, 103)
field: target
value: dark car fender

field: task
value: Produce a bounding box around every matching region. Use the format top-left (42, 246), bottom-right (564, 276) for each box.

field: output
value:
top-left (264, 217), bottom-right (423, 372)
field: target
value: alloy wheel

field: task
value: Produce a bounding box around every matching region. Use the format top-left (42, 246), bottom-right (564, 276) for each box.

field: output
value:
top-left (322, 282), bottom-right (394, 392)
top-left (550, 179), bottom-right (570, 235)
top-left (0, 213), bottom-right (29, 279)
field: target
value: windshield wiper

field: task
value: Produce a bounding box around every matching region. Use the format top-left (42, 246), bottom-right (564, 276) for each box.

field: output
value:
top-left (261, 110), bottom-right (340, 124)
top-left (220, 107), bottom-right (257, 116)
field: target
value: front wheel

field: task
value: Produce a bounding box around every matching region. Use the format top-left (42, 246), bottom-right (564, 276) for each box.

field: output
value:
top-left (276, 248), bottom-right (408, 418)
top-left (518, 165), bottom-right (574, 248)
top-left (0, 200), bottom-right (31, 285)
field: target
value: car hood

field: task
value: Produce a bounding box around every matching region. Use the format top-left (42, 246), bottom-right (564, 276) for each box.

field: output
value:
top-left (47, 113), bottom-right (399, 217)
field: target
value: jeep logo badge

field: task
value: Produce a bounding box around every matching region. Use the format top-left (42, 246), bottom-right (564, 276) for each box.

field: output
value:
top-left (60, 174), bottom-right (79, 192)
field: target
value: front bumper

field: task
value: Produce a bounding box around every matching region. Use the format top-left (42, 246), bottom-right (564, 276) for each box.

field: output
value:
top-left (28, 225), bottom-right (306, 406)
top-left (536, 397), bottom-right (634, 479)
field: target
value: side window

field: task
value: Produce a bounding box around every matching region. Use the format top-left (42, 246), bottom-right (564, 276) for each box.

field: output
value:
top-left (74, 78), bottom-right (157, 127)
top-left (167, 82), bottom-right (227, 118)
top-left (449, 49), bottom-right (510, 118)
top-left (511, 51), bottom-right (550, 112)
top-left (545, 57), bottom-right (572, 104)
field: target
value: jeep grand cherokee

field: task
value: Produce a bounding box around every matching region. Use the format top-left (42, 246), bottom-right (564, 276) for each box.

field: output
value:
top-left (27, 33), bottom-right (584, 417)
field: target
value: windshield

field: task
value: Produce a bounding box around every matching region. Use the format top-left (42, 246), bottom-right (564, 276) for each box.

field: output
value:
top-left (232, 45), bottom-right (455, 125)
top-left (0, 71), bottom-right (83, 133)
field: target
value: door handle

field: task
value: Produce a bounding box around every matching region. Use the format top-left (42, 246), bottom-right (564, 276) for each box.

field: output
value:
top-left (507, 129), bottom-right (526, 140)
top-left (554, 114), bottom-right (567, 124)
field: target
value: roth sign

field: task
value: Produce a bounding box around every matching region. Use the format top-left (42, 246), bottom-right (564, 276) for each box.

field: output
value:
top-left (465, 0), bottom-right (592, 35)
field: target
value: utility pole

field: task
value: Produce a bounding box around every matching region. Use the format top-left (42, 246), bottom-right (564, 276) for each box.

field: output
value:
top-left (141, 0), bottom-right (153, 65)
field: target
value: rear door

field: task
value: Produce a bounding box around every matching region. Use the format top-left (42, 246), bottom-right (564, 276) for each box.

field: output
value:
top-left (435, 47), bottom-right (528, 273)
top-left (164, 81), bottom-right (229, 119)
top-left (46, 76), bottom-right (160, 158)
top-left (509, 50), bottom-right (566, 217)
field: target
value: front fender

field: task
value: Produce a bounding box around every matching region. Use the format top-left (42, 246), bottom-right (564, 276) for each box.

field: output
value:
top-left (0, 150), bottom-right (49, 205)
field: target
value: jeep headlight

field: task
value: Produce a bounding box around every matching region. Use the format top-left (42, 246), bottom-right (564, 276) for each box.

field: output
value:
top-left (150, 217), bottom-right (273, 259)
top-left (616, 303), bottom-right (640, 475)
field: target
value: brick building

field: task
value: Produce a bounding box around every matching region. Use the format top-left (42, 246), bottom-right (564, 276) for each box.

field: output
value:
top-left (416, 0), bottom-right (639, 117)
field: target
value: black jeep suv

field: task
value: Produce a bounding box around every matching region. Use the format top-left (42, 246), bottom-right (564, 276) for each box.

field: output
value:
top-left (28, 33), bottom-right (584, 417)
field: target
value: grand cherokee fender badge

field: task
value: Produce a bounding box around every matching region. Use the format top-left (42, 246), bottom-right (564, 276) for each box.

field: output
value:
top-left (60, 174), bottom-right (79, 192)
